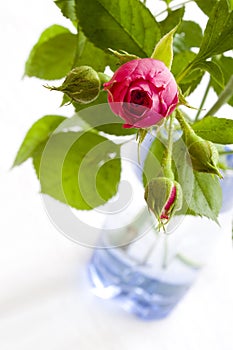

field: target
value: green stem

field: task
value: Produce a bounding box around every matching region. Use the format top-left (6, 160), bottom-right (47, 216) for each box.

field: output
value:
top-left (72, 29), bottom-right (85, 68)
top-left (98, 72), bottom-right (111, 86)
top-left (176, 253), bottom-right (202, 269)
top-left (176, 62), bottom-right (194, 84)
top-left (140, 239), bottom-right (158, 265)
top-left (175, 108), bottom-right (194, 135)
top-left (204, 75), bottom-right (233, 117)
top-left (194, 78), bottom-right (211, 122)
top-left (162, 235), bottom-right (168, 269)
top-left (167, 114), bottom-right (175, 163)
top-left (162, 114), bottom-right (175, 179)
top-left (219, 150), bottom-right (233, 155)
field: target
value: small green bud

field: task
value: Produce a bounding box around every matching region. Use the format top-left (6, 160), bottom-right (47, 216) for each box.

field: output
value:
top-left (186, 133), bottom-right (222, 178)
top-left (175, 110), bottom-right (222, 178)
top-left (45, 66), bottom-right (101, 104)
top-left (144, 177), bottom-right (183, 225)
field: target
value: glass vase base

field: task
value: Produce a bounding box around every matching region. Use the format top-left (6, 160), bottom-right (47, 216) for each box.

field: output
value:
top-left (88, 248), bottom-right (191, 321)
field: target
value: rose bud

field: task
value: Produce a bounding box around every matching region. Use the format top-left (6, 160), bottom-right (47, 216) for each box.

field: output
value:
top-left (144, 177), bottom-right (183, 224)
top-left (45, 66), bottom-right (101, 104)
top-left (103, 58), bottom-right (178, 129)
top-left (175, 110), bottom-right (222, 178)
top-left (184, 130), bottom-right (222, 178)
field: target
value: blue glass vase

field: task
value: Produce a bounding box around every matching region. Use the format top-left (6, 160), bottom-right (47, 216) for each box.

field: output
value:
top-left (88, 228), bottom-right (195, 319)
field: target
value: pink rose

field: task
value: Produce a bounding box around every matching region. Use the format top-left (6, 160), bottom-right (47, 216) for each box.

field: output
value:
top-left (104, 58), bottom-right (179, 128)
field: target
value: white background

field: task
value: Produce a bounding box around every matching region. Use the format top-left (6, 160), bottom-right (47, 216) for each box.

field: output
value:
top-left (1, 1), bottom-right (233, 349)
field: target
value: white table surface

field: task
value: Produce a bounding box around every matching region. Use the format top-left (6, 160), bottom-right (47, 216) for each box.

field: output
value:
top-left (1, 1), bottom-right (233, 349)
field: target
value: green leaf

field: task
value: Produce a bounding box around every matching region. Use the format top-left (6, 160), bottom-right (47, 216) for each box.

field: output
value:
top-left (193, 0), bottom-right (218, 16)
top-left (173, 139), bottom-right (222, 221)
top-left (151, 25), bottom-right (178, 69)
top-left (73, 31), bottom-right (117, 72)
top-left (159, 7), bottom-right (184, 36)
top-left (95, 122), bottom-right (137, 136)
top-left (75, 0), bottom-right (161, 57)
top-left (189, 172), bottom-right (222, 221)
top-left (54, 0), bottom-right (77, 22)
top-left (33, 131), bottom-right (121, 209)
top-left (196, 0), bottom-right (233, 13)
top-left (211, 56), bottom-right (233, 106)
top-left (179, 73), bottom-right (204, 96)
top-left (172, 139), bottom-right (194, 211)
top-left (172, 51), bottom-right (196, 79)
top-left (180, 77), bottom-right (204, 96)
top-left (177, 21), bottom-right (203, 49)
top-left (13, 115), bottom-right (67, 166)
top-left (173, 35), bottom-right (187, 54)
top-left (193, 116), bottom-right (233, 144)
top-left (196, 0), bottom-right (233, 60)
top-left (25, 25), bottom-right (76, 80)
top-left (173, 21), bottom-right (203, 54)
top-left (193, 60), bottom-right (224, 88)
top-left (172, 51), bottom-right (204, 94)
top-left (75, 94), bottom-right (137, 135)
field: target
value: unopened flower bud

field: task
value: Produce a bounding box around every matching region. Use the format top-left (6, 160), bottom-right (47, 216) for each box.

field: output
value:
top-left (144, 177), bottom-right (183, 224)
top-left (175, 110), bottom-right (222, 178)
top-left (186, 133), bottom-right (222, 178)
top-left (46, 66), bottom-right (101, 103)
